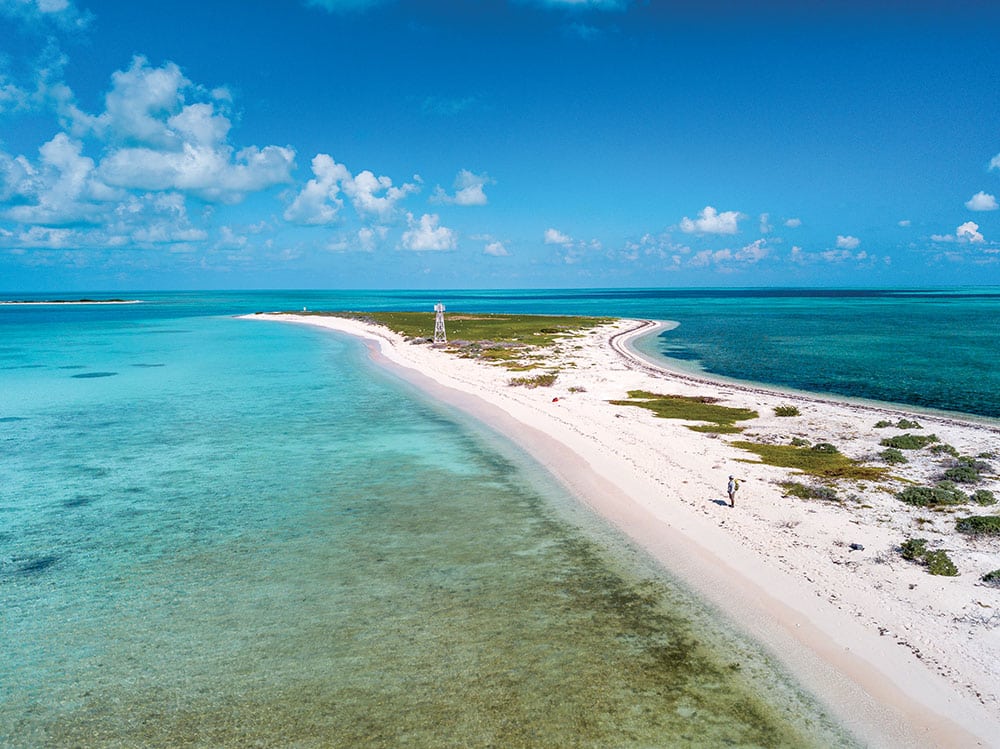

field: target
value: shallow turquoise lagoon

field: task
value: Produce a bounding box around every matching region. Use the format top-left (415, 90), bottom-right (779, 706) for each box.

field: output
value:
top-left (1, 300), bottom-right (852, 747)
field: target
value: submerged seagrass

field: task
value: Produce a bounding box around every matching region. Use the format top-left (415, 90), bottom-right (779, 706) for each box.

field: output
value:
top-left (1, 301), bottom-right (852, 748)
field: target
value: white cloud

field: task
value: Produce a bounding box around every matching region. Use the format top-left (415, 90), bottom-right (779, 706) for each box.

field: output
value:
top-left (898, 219), bottom-right (911, 227)
top-left (544, 227), bottom-right (573, 245)
top-left (283, 154), bottom-right (350, 225)
top-left (759, 213), bottom-right (772, 234)
top-left (400, 212), bottom-right (456, 251)
top-left (679, 206), bottom-right (742, 235)
top-left (965, 191), bottom-right (998, 211)
top-left (357, 225), bottom-right (388, 251)
top-left (483, 240), bottom-right (509, 256)
top-left (990, 153), bottom-right (1000, 171)
top-left (432, 169), bottom-right (492, 206)
top-left (836, 235), bottom-right (860, 250)
top-left (343, 169), bottom-right (419, 220)
top-left (957, 221), bottom-right (984, 243)
top-left (784, 217), bottom-right (802, 228)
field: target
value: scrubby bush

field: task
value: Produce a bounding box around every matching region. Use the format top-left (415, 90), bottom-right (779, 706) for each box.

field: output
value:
top-left (930, 443), bottom-right (960, 457)
top-left (896, 419), bottom-right (922, 429)
top-left (880, 447), bottom-right (908, 465)
top-left (880, 433), bottom-right (939, 450)
top-left (943, 465), bottom-right (981, 484)
top-left (897, 483), bottom-right (967, 507)
top-left (874, 420), bottom-right (893, 429)
top-left (923, 550), bottom-right (959, 576)
top-left (509, 372), bottom-right (558, 388)
top-left (779, 481), bottom-right (838, 501)
top-left (790, 437), bottom-right (810, 447)
top-left (982, 570), bottom-right (1000, 587)
top-left (955, 515), bottom-right (1000, 536)
top-left (811, 442), bottom-right (838, 454)
top-left (978, 451), bottom-right (996, 460)
top-left (971, 489), bottom-right (997, 506)
top-left (900, 538), bottom-right (958, 576)
top-left (900, 538), bottom-right (928, 561)
top-left (774, 405), bottom-right (800, 417)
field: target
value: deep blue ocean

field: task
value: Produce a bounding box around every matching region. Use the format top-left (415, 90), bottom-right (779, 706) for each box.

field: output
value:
top-left (4, 287), bottom-right (996, 746)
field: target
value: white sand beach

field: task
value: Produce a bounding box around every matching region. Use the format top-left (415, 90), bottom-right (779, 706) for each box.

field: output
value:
top-left (249, 313), bottom-right (1000, 748)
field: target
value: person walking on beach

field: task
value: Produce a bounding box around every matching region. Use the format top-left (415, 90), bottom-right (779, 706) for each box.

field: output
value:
top-left (727, 475), bottom-right (739, 507)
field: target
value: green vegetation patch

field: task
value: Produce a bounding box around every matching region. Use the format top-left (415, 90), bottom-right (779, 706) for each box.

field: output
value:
top-left (930, 443), bottom-right (960, 457)
top-left (879, 433), bottom-right (939, 450)
top-left (971, 489), bottom-right (997, 506)
top-left (897, 483), bottom-right (968, 507)
top-left (982, 570), bottom-right (1000, 587)
top-left (955, 515), bottom-right (1000, 537)
top-left (779, 481), bottom-right (838, 502)
top-left (773, 405), bottom-right (800, 417)
top-left (509, 372), bottom-right (558, 388)
top-left (900, 538), bottom-right (958, 576)
top-left (731, 441), bottom-right (886, 481)
top-left (879, 447), bottom-right (908, 465)
top-left (875, 418), bottom-right (922, 429)
top-left (331, 311), bottom-right (612, 346)
top-left (609, 391), bottom-right (758, 433)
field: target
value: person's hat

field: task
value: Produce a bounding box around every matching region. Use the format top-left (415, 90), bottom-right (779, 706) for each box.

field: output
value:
top-left (729, 475), bottom-right (734, 479)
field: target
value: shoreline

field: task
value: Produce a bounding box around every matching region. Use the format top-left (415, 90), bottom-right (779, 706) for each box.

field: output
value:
top-left (246, 313), bottom-right (1000, 748)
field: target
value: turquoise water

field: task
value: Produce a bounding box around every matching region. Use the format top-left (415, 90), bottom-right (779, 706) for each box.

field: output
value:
top-left (6, 287), bottom-right (995, 745)
top-left (0, 297), bottom-right (853, 747)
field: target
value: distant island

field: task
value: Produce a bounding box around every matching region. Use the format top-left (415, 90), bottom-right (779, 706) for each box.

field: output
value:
top-left (0, 299), bottom-right (141, 305)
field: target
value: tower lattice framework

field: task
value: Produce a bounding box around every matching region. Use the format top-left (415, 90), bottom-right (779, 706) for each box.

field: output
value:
top-left (433, 302), bottom-right (447, 343)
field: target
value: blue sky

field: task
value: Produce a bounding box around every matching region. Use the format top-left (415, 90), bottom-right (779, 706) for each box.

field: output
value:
top-left (1, 0), bottom-right (999, 290)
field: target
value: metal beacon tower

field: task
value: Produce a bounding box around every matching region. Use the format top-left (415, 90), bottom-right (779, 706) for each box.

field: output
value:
top-left (433, 302), bottom-right (447, 344)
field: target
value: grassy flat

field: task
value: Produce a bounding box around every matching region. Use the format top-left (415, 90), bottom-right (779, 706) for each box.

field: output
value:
top-left (609, 390), bottom-right (758, 434)
top-left (290, 310), bottom-right (614, 370)
top-left (731, 441), bottom-right (888, 481)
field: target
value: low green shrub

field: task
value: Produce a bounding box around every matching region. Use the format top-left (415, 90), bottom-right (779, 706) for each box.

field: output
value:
top-left (900, 538), bottom-right (958, 576)
top-left (880, 433), bottom-right (939, 450)
top-left (978, 451), bottom-right (996, 459)
top-left (811, 442), bottom-right (838, 454)
top-left (971, 489), bottom-right (997, 506)
top-left (900, 538), bottom-right (928, 561)
top-left (930, 443), bottom-right (960, 457)
top-left (790, 437), bottom-right (810, 447)
top-left (774, 405), bottom-right (800, 417)
top-left (875, 418), bottom-right (921, 429)
top-left (982, 570), bottom-right (1000, 587)
top-left (732, 441), bottom-right (886, 481)
top-left (955, 515), bottom-right (1000, 536)
top-left (943, 465), bottom-right (981, 484)
top-left (509, 372), bottom-right (558, 388)
top-left (897, 484), bottom-right (967, 507)
top-left (779, 481), bottom-right (838, 501)
top-left (880, 447), bottom-right (908, 465)
top-left (923, 550), bottom-right (959, 576)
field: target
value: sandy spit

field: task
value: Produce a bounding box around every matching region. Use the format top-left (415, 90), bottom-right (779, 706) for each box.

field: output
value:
top-left (246, 313), bottom-right (1000, 749)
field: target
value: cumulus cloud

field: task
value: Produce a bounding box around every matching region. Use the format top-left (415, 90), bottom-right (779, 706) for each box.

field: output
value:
top-left (0, 0), bottom-right (89, 27)
top-left (544, 227), bottom-right (573, 245)
top-left (679, 206), bottom-right (742, 235)
top-left (957, 221), bottom-right (984, 243)
top-left (283, 154), bottom-right (350, 225)
top-left (284, 154), bottom-right (417, 224)
top-left (357, 225), bottom-right (388, 251)
top-left (759, 213), bottom-right (772, 234)
top-left (965, 191), bottom-right (998, 211)
top-left (990, 153), bottom-right (1000, 171)
top-left (688, 239), bottom-right (769, 268)
top-left (835, 235), bottom-right (860, 250)
top-left (784, 217), bottom-right (802, 228)
top-left (898, 219), bottom-right (911, 227)
top-left (0, 56), bottom-right (298, 254)
top-left (484, 240), bottom-right (509, 256)
top-left (400, 212), bottom-right (456, 251)
top-left (432, 169), bottom-right (492, 206)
